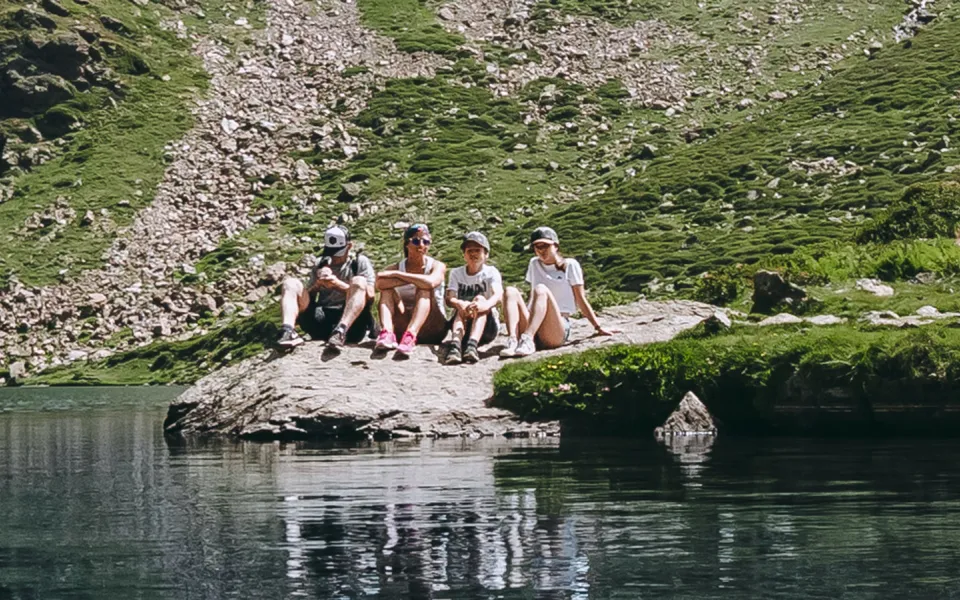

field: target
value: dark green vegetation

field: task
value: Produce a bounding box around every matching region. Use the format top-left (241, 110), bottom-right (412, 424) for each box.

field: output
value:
top-left (30, 305), bottom-right (280, 385)
top-left (356, 0), bottom-right (463, 55)
top-left (493, 323), bottom-right (960, 435)
top-left (0, 0), bottom-right (263, 286)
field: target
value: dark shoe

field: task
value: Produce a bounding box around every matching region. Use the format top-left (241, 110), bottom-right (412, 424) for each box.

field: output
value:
top-left (277, 326), bottom-right (303, 348)
top-left (462, 342), bottom-right (480, 364)
top-left (444, 343), bottom-right (462, 365)
top-left (327, 325), bottom-right (347, 349)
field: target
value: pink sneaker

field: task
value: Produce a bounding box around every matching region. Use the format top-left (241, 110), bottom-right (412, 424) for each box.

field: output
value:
top-left (396, 331), bottom-right (417, 355)
top-left (375, 330), bottom-right (398, 350)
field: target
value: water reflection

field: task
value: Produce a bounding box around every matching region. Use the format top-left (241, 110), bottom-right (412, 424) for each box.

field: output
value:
top-left (2, 389), bottom-right (960, 599)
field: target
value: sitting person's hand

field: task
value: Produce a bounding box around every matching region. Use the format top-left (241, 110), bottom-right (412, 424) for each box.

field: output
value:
top-left (465, 299), bottom-right (482, 319)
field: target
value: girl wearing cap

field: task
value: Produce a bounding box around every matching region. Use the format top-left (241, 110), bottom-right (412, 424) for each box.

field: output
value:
top-left (501, 226), bottom-right (618, 357)
top-left (444, 231), bottom-right (504, 365)
top-left (375, 224), bottom-right (448, 355)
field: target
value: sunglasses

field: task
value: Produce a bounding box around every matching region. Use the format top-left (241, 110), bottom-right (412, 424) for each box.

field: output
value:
top-left (532, 243), bottom-right (554, 251)
top-left (410, 237), bottom-right (432, 246)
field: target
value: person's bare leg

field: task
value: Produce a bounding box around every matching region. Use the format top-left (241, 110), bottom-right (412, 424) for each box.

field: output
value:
top-left (502, 286), bottom-right (529, 340)
top-left (281, 278), bottom-right (311, 328)
top-left (417, 301), bottom-right (450, 344)
top-left (404, 288), bottom-right (434, 337)
top-left (468, 312), bottom-right (488, 343)
top-left (378, 288), bottom-right (403, 333)
top-left (449, 312), bottom-right (465, 344)
top-left (336, 276), bottom-right (369, 331)
top-left (523, 284), bottom-right (566, 349)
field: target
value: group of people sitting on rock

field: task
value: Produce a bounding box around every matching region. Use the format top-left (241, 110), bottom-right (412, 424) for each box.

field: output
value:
top-left (276, 223), bottom-right (617, 363)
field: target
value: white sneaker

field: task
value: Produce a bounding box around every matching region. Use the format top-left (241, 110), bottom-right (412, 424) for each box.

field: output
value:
top-left (514, 334), bottom-right (536, 357)
top-left (500, 337), bottom-right (519, 358)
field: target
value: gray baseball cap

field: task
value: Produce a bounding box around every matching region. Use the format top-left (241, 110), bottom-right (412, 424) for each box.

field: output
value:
top-left (530, 226), bottom-right (559, 245)
top-left (461, 231), bottom-right (490, 252)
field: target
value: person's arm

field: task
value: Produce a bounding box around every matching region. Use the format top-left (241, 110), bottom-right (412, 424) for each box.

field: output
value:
top-left (472, 273), bottom-right (503, 314)
top-left (375, 264), bottom-right (403, 290)
top-left (386, 262), bottom-right (445, 290)
top-left (446, 289), bottom-right (469, 314)
top-left (572, 285), bottom-right (619, 336)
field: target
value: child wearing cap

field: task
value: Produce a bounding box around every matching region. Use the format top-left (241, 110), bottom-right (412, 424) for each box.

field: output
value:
top-left (443, 231), bottom-right (504, 365)
top-left (277, 224), bottom-right (376, 349)
top-left (375, 224), bottom-right (448, 356)
top-left (500, 226), bottom-right (618, 357)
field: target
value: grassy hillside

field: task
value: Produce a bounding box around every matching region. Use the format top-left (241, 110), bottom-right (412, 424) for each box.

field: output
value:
top-left (20, 0), bottom-right (960, 385)
top-left (0, 0), bottom-right (263, 286)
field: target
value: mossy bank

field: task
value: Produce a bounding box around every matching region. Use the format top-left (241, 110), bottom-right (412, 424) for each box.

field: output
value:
top-left (493, 323), bottom-right (960, 436)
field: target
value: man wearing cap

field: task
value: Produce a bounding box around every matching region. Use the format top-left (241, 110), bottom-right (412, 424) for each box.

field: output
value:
top-left (443, 231), bottom-right (504, 364)
top-left (277, 224), bottom-right (376, 348)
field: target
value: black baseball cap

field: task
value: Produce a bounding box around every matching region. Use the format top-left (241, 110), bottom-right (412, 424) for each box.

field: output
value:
top-left (530, 226), bottom-right (559, 245)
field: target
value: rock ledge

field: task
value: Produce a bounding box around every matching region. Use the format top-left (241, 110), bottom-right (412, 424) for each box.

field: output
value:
top-left (164, 300), bottom-right (716, 440)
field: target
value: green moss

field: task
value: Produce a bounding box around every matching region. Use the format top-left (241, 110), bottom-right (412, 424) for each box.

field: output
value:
top-left (858, 181), bottom-right (960, 243)
top-left (356, 0), bottom-right (464, 56)
top-left (493, 323), bottom-right (960, 434)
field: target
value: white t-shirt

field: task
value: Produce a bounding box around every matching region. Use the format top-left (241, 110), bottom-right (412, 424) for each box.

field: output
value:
top-left (448, 264), bottom-right (503, 320)
top-left (525, 257), bottom-right (584, 315)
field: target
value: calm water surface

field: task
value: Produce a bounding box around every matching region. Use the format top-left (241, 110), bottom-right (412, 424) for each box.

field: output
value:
top-left (2, 387), bottom-right (960, 599)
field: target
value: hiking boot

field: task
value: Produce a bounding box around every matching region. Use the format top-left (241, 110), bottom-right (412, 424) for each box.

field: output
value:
top-left (277, 326), bottom-right (303, 348)
top-left (444, 343), bottom-right (462, 365)
top-left (375, 330), bottom-right (398, 351)
top-left (396, 331), bottom-right (417, 356)
top-left (462, 341), bottom-right (480, 364)
top-left (327, 325), bottom-right (347, 349)
top-left (514, 334), bottom-right (536, 357)
top-left (499, 337), bottom-right (519, 358)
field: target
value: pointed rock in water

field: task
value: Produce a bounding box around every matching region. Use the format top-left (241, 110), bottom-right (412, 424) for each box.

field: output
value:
top-left (654, 391), bottom-right (717, 438)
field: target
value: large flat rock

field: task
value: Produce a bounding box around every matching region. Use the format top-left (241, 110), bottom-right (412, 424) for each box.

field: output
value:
top-left (164, 300), bottom-right (716, 440)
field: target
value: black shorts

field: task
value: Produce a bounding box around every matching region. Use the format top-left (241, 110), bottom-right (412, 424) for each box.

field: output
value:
top-left (299, 301), bottom-right (374, 343)
top-left (448, 313), bottom-right (499, 346)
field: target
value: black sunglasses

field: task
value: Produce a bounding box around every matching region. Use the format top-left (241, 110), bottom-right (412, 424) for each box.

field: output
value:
top-left (410, 238), bottom-right (432, 246)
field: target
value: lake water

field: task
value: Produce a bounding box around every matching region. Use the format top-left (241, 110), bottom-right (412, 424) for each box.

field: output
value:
top-left (2, 387), bottom-right (960, 599)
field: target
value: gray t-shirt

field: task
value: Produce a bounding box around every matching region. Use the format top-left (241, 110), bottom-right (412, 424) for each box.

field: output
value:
top-left (308, 254), bottom-right (375, 308)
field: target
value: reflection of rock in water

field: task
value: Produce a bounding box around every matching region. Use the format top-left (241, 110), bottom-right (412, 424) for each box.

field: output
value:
top-left (660, 433), bottom-right (716, 463)
top-left (660, 434), bottom-right (715, 484)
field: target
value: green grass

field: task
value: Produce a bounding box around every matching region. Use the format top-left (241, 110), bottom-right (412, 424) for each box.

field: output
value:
top-left (0, 0), bottom-right (264, 286)
top-left (493, 322), bottom-right (960, 435)
top-left (356, 0), bottom-right (464, 55)
top-left (30, 304), bottom-right (280, 385)
top-left (524, 11), bottom-right (960, 290)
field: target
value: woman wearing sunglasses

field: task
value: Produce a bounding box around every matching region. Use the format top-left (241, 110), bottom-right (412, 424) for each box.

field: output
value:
top-left (501, 226), bottom-right (618, 357)
top-left (375, 224), bottom-right (448, 355)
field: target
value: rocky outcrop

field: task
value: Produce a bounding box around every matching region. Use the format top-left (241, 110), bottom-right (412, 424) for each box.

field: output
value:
top-left (164, 300), bottom-right (716, 440)
top-left (751, 270), bottom-right (810, 314)
top-left (654, 391), bottom-right (717, 438)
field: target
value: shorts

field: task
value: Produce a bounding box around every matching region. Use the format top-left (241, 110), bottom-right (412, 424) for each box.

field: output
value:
top-left (448, 313), bottom-right (500, 346)
top-left (299, 301), bottom-right (375, 343)
top-left (562, 316), bottom-right (572, 343)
